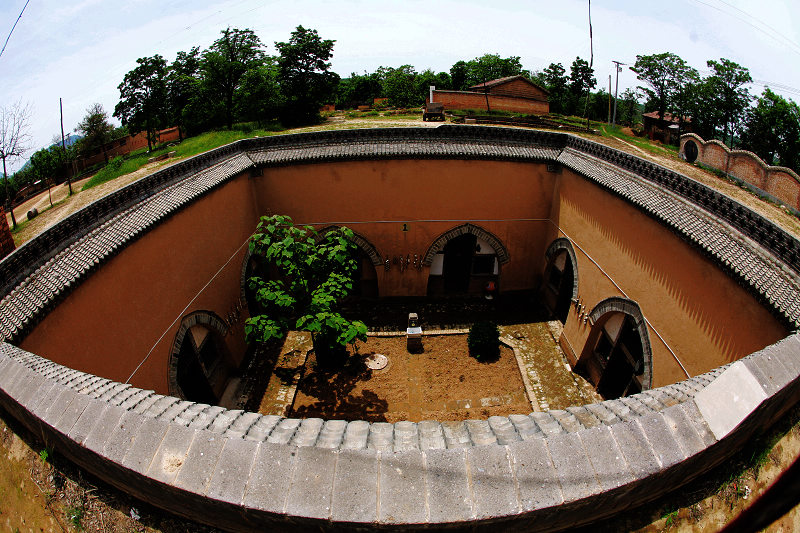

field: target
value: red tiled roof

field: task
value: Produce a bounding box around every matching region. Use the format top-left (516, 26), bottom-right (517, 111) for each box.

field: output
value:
top-left (468, 75), bottom-right (549, 95)
top-left (642, 111), bottom-right (692, 123)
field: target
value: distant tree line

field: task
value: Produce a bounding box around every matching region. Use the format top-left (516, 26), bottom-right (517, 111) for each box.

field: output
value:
top-left (7, 29), bottom-right (800, 204)
top-left (630, 52), bottom-right (800, 169)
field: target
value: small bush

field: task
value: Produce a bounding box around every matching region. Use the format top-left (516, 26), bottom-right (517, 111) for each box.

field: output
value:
top-left (468, 321), bottom-right (500, 360)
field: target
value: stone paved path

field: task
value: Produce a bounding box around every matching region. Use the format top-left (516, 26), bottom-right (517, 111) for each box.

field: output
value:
top-left (500, 321), bottom-right (600, 411)
top-left (255, 331), bottom-right (312, 416)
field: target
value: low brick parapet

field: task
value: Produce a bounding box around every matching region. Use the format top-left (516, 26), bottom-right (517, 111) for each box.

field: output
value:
top-left (1, 335), bottom-right (799, 530)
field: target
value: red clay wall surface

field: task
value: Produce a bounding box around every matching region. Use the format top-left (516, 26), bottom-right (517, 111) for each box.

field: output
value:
top-left (20, 175), bottom-right (257, 394)
top-left (252, 160), bottom-right (557, 296)
top-left (485, 79), bottom-right (548, 100)
top-left (552, 170), bottom-right (787, 387)
top-left (77, 127), bottom-right (181, 170)
top-left (431, 90), bottom-right (549, 115)
top-left (19, 159), bottom-right (787, 392)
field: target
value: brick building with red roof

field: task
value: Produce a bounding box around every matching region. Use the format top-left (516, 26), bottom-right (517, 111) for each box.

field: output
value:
top-left (429, 75), bottom-right (549, 115)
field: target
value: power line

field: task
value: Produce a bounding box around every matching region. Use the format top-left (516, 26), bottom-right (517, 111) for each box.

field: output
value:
top-left (687, 0), bottom-right (800, 57)
top-left (0, 0), bottom-right (30, 60)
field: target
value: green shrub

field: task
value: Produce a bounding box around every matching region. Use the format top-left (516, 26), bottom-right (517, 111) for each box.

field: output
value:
top-left (468, 321), bottom-right (500, 360)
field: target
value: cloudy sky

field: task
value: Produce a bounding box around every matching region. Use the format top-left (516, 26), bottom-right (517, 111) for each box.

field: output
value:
top-left (1, 0), bottom-right (799, 172)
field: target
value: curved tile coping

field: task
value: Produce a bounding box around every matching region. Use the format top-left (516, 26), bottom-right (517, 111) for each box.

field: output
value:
top-left (2, 125), bottom-right (800, 528)
top-left (1, 336), bottom-right (799, 530)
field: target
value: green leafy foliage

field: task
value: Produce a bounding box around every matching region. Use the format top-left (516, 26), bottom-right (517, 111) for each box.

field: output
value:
top-left (114, 55), bottom-right (169, 151)
top-left (276, 26), bottom-right (338, 126)
top-left (75, 103), bottom-right (114, 164)
top-left (449, 54), bottom-right (528, 90)
top-left (740, 88), bottom-right (800, 169)
top-left (467, 321), bottom-right (500, 360)
top-left (245, 215), bottom-right (367, 364)
top-left (705, 58), bottom-right (753, 146)
top-left (202, 28), bottom-right (267, 130)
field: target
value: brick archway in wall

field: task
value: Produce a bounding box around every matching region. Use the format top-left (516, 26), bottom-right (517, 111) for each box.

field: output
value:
top-left (582, 297), bottom-right (654, 394)
top-left (422, 223), bottom-right (510, 266)
top-left (168, 310), bottom-right (230, 401)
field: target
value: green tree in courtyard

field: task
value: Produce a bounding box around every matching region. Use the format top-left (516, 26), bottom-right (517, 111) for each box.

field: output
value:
top-left (245, 215), bottom-right (367, 364)
top-left (28, 144), bottom-right (73, 185)
top-left (114, 55), bottom-right (169, 151)
top-left (336, 71), bottom-right (383, 108)
top-left (235, 57), bottom-right (284, 124)
top-left (449, 54), bottom-right (528, 91)
top-left (275, 25), bottom-right (338, 126)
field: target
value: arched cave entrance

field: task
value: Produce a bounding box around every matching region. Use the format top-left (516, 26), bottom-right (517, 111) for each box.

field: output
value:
top-left (575, 298), bottom-right (653, 399)
top-left (169, 312), bottom-right (237, 405)
top-left (353, 248), bottom-right (379, 298)
top-left (425, 224), bottom-right (507, 296)
top-left (543, 238), bottom-right (579, 323)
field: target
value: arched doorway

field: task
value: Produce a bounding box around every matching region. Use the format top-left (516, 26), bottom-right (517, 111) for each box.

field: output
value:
top-left (424, 224), bottom-right (509, 296)
top-left (169, 312), bottom-right (237, 405)
top-left (543, 239), bottom-right (578, 323)
top-left (575, 298), bottom-right (652, 399)
top-left (353, 248), bottom-right (379, 298)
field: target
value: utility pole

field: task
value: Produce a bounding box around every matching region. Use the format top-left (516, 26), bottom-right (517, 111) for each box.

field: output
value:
top-left (607, 75), bottom-right (612, 124)
top-left (612, 60), bottom-right (625, 126)
top-left (60, 98), bottom-right (73, 195)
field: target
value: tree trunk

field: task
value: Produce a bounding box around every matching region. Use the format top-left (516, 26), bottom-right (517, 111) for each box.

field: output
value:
top-left (2, 157), bottom-right (16, 229)
top-left (227, 90), bottom-right (234, 130)
top-left (312, 332), bottom-right (348, 369)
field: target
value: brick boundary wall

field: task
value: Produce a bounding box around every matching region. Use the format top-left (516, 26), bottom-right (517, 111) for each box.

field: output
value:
top-left (680, 133), bottom-right (800, 212)
top-left (431, 90), bottom-right (549, 115)
top-left (2, 126), bottom-right (800, 530)
top-left (0, 206), bottom-right (14, 261)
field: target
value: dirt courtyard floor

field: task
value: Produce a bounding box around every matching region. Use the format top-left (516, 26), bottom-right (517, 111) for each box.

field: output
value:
top-left (290, 335), bottom-right (531, 423)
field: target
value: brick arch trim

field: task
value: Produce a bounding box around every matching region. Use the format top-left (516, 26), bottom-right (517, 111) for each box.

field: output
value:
top-left (544, 238), bottom-right (579, 300)
top-left (422, 223), bottom-right (510, 266)
top-left (168, 310), bottom-right (229, 399)
top-left (317, 226), bottom-right (383, 267)
top-left (588, 297), bottom-right (653, 391)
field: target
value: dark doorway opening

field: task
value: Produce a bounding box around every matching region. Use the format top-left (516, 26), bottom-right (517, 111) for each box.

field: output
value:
top-left (176, 326), bottom-right (222, 405)
top-left (550, 252), bottom-right (575, 323)
top-left (354, 250), bottom-right (379, 298)
top-left (576, 312), bottom-right (646, 400)
top-left (443, 233), bottom-right (477, 294)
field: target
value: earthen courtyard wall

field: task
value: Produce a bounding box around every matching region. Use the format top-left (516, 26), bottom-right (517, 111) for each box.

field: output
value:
top-left (16, 156), bottom-right (787, 394)
top-left (19, 175), bottom-right (256, 393)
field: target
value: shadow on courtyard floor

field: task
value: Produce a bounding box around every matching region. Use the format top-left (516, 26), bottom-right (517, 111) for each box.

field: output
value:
top-left (340, 290), bottom-right (548, 331)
